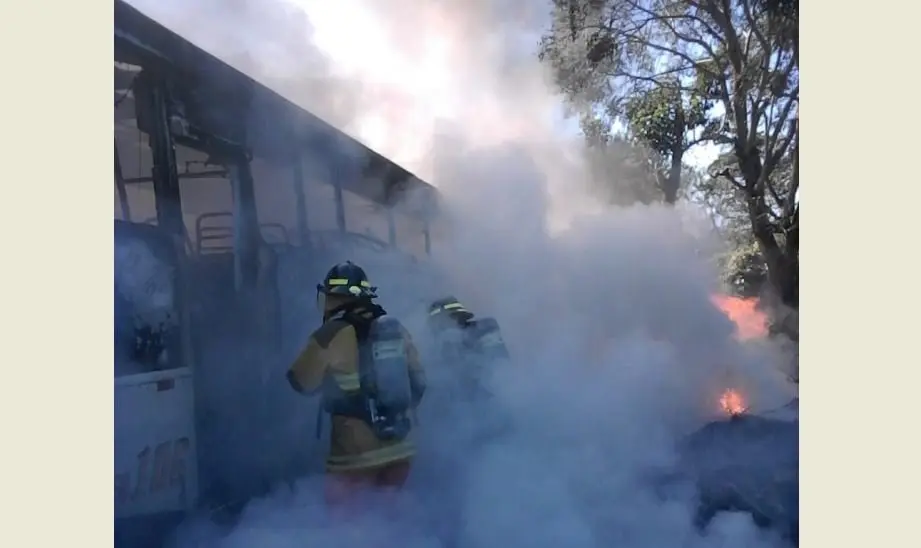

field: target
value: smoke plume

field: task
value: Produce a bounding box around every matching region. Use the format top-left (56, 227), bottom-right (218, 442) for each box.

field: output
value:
top-left (122, 0), bottom-right (797, 546)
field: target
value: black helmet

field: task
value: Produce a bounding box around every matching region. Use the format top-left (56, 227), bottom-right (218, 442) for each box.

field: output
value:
top-left (317, 261), bottom-right (377, 299)
top-left (428, 295), bottom-right (474, 324)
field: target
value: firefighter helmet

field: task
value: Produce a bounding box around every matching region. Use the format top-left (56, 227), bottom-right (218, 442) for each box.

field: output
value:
top-left (317, 261), bottom-right (377, 299)
top-left (428, 295), bottom-right (474, 324)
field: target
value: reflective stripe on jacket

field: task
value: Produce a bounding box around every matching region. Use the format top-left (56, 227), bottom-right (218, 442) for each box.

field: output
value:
top-left (288, 310), bottom-right (425, 472)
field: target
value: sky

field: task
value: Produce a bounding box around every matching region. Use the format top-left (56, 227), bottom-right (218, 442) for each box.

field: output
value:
top-left (292, 0), bottom-right (726, 180)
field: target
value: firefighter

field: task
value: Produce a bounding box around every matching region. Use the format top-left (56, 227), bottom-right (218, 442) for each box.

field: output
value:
top-left (421, 295), bottom-right (511, 547)
top-left (424, 295), bottom-right (512, 430)
top-left (427, 296), bottom-right (510, 392)
top-left (286, 261), bottom-right (427, 516)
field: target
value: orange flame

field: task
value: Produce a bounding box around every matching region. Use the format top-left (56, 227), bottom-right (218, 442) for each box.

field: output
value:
top-left (710, 296), bottom-right (764, 417)
top-left (710, 295), bottom-right (769, 340)
top-left (719, 389), bottom-right (748, 416)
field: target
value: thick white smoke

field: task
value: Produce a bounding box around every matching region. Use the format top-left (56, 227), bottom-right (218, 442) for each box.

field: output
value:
top-left (114, 238), bottom-right (175, 329)
top-left (124, 0), bottom-right (796, 546)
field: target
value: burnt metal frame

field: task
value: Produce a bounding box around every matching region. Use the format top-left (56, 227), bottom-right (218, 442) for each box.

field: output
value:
top-left (114, 0), bottom-right (438, 255)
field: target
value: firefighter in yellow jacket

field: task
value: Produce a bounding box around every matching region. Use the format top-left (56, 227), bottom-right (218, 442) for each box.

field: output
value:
top-left (287, 261), bottom-right (426, 514)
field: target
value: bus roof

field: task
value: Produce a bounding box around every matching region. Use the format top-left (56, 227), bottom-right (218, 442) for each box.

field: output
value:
top-left (115, 0), bottom-right (438, 219)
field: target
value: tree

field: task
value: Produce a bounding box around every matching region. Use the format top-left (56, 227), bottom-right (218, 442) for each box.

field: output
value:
top-left (583, 135), bottom-right (671, 206)
top-left (682, 165), bottom-right (764, 297)
top-left (622, 83), bottom-right (712, 203)
top-left (539, 0), bottom-right (798, 308)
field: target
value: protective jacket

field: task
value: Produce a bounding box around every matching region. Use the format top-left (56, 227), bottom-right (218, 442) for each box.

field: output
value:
top-left (288, 301), bottom-right (427, 473)
top-left (426, 298), bottom-right (512, 444)
top-left (431, 316), bottom-right (508, 401)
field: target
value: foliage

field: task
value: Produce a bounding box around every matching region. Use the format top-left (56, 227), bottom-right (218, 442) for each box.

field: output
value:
top-left (539, 0), bottom-right (799, 307)
top-left (625, 87), bottom-right (710, 159)
top-left (721, 239), bottom-right (767, 297)
top-left (584, 134), bottom-right (683, 206)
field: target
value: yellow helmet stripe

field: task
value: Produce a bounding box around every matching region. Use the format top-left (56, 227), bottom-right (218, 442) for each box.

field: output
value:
top-left (430, 302), bottom-right (470, 316)
top-left (327, 278), bottom-right (372, 288)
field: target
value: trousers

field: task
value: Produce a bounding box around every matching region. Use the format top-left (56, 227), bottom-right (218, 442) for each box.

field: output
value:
top-left (324, 459), bottom-right (413, 520)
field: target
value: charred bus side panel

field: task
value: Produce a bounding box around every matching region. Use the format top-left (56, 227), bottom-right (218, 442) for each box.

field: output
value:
top-left (115, 221), bottom-right (199, 521)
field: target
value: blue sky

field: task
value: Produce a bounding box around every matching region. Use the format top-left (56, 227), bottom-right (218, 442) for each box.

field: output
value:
top-left (553, 102), bottom-right (726, 172)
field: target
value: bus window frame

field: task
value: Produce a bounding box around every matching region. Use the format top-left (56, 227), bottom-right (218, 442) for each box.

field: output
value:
top-left (387, 208), bottom-right (398, 247)
top-left (423, 222), bottom-right (431, 255)
top-left (115, 140), bottom-right (133, 222)
top-left (115, 220), bottom-right (185, 375)
top-left (333, 174), bottom-right (347, 233)
top-left (292, 156), bottom-right (310, 247)
top-left (311, 154), bottom-right (434, 258)
top-left (227, 157), bottom-right (261, 292)
top-left (134, 71), bottom-right (184, 238)
top-left (118, 68), bottom-right (198, 376)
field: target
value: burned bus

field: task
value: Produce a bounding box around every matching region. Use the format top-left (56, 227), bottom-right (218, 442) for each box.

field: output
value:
top-left (114, 0), bottom-right (439, 538)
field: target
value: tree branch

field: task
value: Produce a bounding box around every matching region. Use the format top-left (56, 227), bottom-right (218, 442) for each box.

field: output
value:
top-left (686, 134), bottom-right (713, 148)
top-left (783, 143), bottom-right (799, 220)
top-left (713, 167), bottom-right (747, 191)
top-left (741, 0), bottom-right (771, 58)
top-left (766, 106), bottom-right (797, 172)
top-left (764, 75), bottom-right (799, 148)
top-left (613, 66), bottom-right (699, 92)
top-left (701, 0), bottom-right (750, 145)
top-left (616, 33), bottom-right (708, 74)
top-left (764, 173), bottom-right (785, 210)
top-left (625, 0), bottom-right (722, 64)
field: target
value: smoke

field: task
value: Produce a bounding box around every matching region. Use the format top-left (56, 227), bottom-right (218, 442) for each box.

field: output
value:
top-left (115, 237), bottom-right (175, 328)
top-left (121, 0), bottom-right (796, 546)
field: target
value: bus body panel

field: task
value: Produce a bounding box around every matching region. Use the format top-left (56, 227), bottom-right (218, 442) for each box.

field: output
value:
top-left (115, 367), bottom-right (199, 519)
